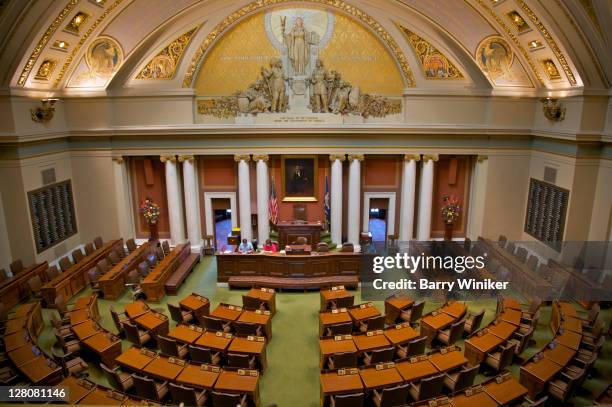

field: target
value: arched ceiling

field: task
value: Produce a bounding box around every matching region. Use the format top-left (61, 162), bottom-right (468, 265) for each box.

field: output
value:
top-left (1, 0), bottom-right (609, 97)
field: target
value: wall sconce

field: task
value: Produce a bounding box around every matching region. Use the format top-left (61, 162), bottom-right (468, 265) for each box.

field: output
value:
top-left (31, 98), bottom-right (59, 123)
top-left (540, 98), bottom-right (565, 122)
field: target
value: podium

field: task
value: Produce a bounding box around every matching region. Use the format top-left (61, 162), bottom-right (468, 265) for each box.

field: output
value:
top-left (277, 221), bottom-right (322, 248)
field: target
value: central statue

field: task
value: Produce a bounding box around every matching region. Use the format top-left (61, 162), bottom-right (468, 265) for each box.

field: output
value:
top-left (282, 16), bottom-right (319, 76)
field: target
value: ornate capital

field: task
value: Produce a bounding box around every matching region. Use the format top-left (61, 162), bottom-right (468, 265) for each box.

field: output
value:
top-left (347, 154), bottom-right (365, 162)
top-left (403, 154), bottom-right (421, 162)
top-left (422, 154), bottom-right (439, 162)
top-left (252, 154), bottom-right (269, 162)
top-left (160, 155), bottom-right (177, 163)
top-left (234, 154), bottom-right (251, 162)
top-left (178, 155), bottom-right (195, 163)
top-left (329, 154), bottom-right (346, 162)
top-left (476, 155), bottom-right (488, 163)
top-left (112, 156), bottom-right (124, 164)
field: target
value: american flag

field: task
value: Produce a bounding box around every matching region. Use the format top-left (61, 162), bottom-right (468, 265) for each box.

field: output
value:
top-left (268, 176), bottom-right (278, 225)
top-left (324, 175), bottom-right (331, 230)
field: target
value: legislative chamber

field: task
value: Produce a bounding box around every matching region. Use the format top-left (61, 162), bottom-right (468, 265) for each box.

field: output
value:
top-left (0, 0), bottom-right (611, 406)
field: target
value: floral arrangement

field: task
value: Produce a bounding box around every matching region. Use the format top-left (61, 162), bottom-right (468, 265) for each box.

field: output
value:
top-left (441, 194), bottom-right (460, 224)
top-left (139, 198), bottom-right (160, 226)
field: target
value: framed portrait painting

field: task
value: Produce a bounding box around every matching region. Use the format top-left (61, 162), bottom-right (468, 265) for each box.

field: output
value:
top-left (281, 155), bottom-right (318, 202)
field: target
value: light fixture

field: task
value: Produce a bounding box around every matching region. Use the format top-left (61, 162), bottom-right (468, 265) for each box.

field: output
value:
top-left (31, 98), bottom-right (59, 123)
top-left (52, 40), bottom-right (69, 51)
top-left (540, 98), bottom-right (565, 122)
top-left (507, 11), bottom-right (530, 32)
top-left (528, 40), bottom-right (542, 49)
top-left (65, 12), bottom-right (89, 34)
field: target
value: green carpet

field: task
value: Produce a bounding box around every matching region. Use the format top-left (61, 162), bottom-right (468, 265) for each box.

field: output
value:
top-left (31, 257), bottom-right (612, 406)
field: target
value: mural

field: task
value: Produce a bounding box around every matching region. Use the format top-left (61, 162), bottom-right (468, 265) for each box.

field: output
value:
top-left (475, 36), bottom-right (532, 87)
top-left (68, 36), bottom-right (122, 88)
top-left (136, 27), bottom-right (199, 80)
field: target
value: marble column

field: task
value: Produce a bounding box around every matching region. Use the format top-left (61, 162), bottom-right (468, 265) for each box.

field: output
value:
top-left (179, 155), bottom-right (202, 252)
top-left (112, 157), bottom-right (135, 241)
top-left (417, 154), bottom-right (437, 241)
top-left (347, 154), bottom-right (364, 246)
top-left (254, 154), bottom-right (270, 248)
top-left (235, 154), bottom-right (253, 242)
top-left (399, 154), bottom-right (419, 241)
top-left (161, 155), bottom-right (186, 245)
top-left (329, 154), bottom-right (345, 246)
top-left (467, 155), bottom-right (488, 239)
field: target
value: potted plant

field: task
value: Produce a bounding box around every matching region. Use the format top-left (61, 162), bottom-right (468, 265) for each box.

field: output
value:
top-left (140, 197), bottom-right (160, 241)
top-left (441, 194), bottom-right (460, 241)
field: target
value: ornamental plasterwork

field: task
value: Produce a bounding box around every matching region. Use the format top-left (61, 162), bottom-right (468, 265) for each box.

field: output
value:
top-left (136, 26), bottom-right (200, 80)
top-left (182, 0), bottom-right (415, 88)
top-left (34, 59), bottom-right (57, 81)
top-left (397, 25), bottom-right (463, 80)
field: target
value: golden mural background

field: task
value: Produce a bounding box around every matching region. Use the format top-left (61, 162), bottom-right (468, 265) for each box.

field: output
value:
top-left (195, 9), bottom-right (404, 96)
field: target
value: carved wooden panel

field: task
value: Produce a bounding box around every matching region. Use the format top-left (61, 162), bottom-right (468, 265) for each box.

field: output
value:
top-left (524, 178), bottom-right (569, 251)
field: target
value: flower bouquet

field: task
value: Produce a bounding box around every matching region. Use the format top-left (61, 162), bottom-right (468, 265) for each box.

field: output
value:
top-left (441, 194), bottom-right (461, 224)
top-left (140, 198), bottom-right (160, 241)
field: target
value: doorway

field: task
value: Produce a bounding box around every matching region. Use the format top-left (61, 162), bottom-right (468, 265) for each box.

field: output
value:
top-left (368, 198), bottom-right (388, 242)
top-left (212, 198), bottom-right (232, 251)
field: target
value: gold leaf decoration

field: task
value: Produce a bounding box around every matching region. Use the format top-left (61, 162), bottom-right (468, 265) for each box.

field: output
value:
top-left (136, 27), bottom-right (199, 80)
top-left (397, 25), bottom-right (463, 80)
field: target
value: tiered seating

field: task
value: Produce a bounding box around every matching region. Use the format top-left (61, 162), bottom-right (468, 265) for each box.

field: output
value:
top-left (98, 241), bottom-right (152, 299)
top-left (165, 246), bottom-right (200, 295)
top-left (419, 301), bottom-right (467, 346)
top-left (141, 242), bottom-right (195, 301)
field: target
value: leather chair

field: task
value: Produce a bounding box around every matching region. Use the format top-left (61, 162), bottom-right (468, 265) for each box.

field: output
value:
top-left (108, 250), bottom-right (121, 266)
top-left (162, 240), bottom-right (171, 255)
top-left (515, 247), bottom-right (528, 262)
top-left (87, 268), bottom-right (101, 295)
top-left (188, 345), bottom-right (221, 365)
top-left (463, 310), bottom-right (485, 336)
top-left (201, 315), bottom-right (232, 333)
top-left (227, 352), bottom-right (256, 369)
top-left (436, 320), bottom-right (465, 345)
top-left (293, 204), bottom-right (307, 221)
top-left (126, 269), bottom-right (144, 301)
top-left (400, 300), bottom-right (425, 324)
top-left (330, 392), bottom-right (364, 407)
top-left (167, 303), bottom-right (194, 324)
top-left (133, 374), bottom-right (168, 402)
top-left (126, 238), bottom-right (138, 253)
top-left (234, 321), bottom-right (263, 337)
top-left (363, 346), bottom-right (394, 366)
top-left (547, 371), bottom-right (579, 403)
top-left (372, 383), bottom-right (410, 407)
top-left (84, 243), bottom-right (95, 255)
top-left (96, 258), bottom-right (110, 275)
top-left (408, 373), bottom-right (445, 401)
top-left (93, 236), bottom-right (103, 249)
top-left (58, 256), bottom-right (73, 272)
top-left (109, 306), bottom-right (129, 336)
top-left (53, 328), bottom-right (81, 354)
top-left (72, 248), bottom-right (85, 263)
top-left (340, 243), bottom-right (354, 252)
top-left (331, 295), bottom-right (355, 310)
top-left (316, 242), bottom-right (330, 252)
top-left (155, 246), bottom-right (165, 261)
top-left (169, 383), bottom-right (207, 407)
top-left (158, 335), bottom-right (188, 359)
top-left (443, 364), bottom-right (478, 392)
top-left (202, 236), bottom-right (214, 255)
top-left (327, 351), bottom-right (358, 369)
top-left (359, 315), bottom-right (385, 333)
top-left (54, 294), bottom-right (70, 317)
top-left (242, 295), bottom-right (267, 312)
top-left (137, 261), bottom-right (150, 278)
top-left (100, 362), bottom-right (134, 392)
top-left (50, 312), bottom-right (73, 337)
top-left (27, 275), bottom-right (43, 300)
top-left (121, 321), bottom-right (151, 346)
top-left (508, 326), bottom-right (534, 355)
top-left (51, 347), bottom-right (88, 377)
top-left (526, 255), bottom-right (539, 271)
top-left (326, 322), bottom-right (353, 336)
top-left (484, 343), bottom-right (516, 373)
top-left (397, 335), bottom-right (427, 359)
top-left (9, 259), bottom-right (23, 275)
top-left (45, 265), bottom-right (59, 281)
top-left (212, 391), bottom-right (248, 407)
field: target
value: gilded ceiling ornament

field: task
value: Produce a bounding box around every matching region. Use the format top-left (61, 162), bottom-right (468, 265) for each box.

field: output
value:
top-left (475, 36), bottom-right (513, 80)
top-left (515, 0), bottom-right (577, 85)
top-left (136, 27), bottom-right (199, 80)
top-left (397, 25), bottom-right (463, 80)
top-left (65, 12), bottom-right (90, 35)
top-left (182, 0), bottom-right (415, 88)
top-left (54, 0), bottom-right (125, 88)
top-left (34, 59), bottom-right (57, 81)
top-left (17, 0), bottom-right (79, 86)
top-left (541, 59), bottom-right (561, 81)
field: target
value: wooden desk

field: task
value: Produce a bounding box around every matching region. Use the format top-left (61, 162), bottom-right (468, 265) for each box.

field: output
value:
top-left (498, 308), bottom-right (522, 326)
top-left (452, 390), bottom-right (498, 407)
top-left (464, 333), bottom-right (505, 366)
top-left (98, 242), bottom-right (151, 300)
top-left (558, 301), bottom-right (578, 317)
top-left (82, 332), bottom-right (122, 368)
top-left (70, 308), bottom-right (91, 326)
top-left (180, 293), bottom-right (211, 317)
top-left (429, 349), bottom-right (468, 372)
top-left (211, 304), bottom-right (243, 321)
top-left (319, 310), bottom-right (352, 337)
top-left (488, 321), bottom-right (517, 340)
top-left (79, 388), bottom-right (125, 405)
top-left (5, 317), bottom-right (27, 335)
top-left (237, 310), bottom-right (272, 339)
top-left (134, 311), bottom-right (169, 336)
top-left (195, 331), bottom-right (233, 352)
top-left (502, 298), bottom-right (522, 310)
top-left (41, 239), bottom-right (122, 306)
top-left (359, 366), bottom-right (403, 390)
top-left (319, 337), bottom-right (357, 368)
top-left (176, 363), bottom-right (220, 390)
top-left (4, 331), bottom-right (32, 352)
top-left (71, 319), bottom-right (101, 340)
top-left (58, 376), bottom-right (95, 404)
top-left (396, 358), bottom-right (438, 382)
top-left (352, 332), bottom-right (391, 353)
top-left (544, 344), bottom-right (575, 366)
top-left (484, 378), bottom-right (528, 405)
top-left (8, 345), bottom-right (41, 367)
top-left (562, 317), bottom-right (583, 334)
top-left (167, 324), bottom-right (203, 344)
top-left (125, 300), bottom-right (150, 319)
top-left (556, 330), bottom-right (582, 350)
top-left (348, 303), bottom-right (381, 324)
top-left (520, 357), bottom-right (563, 398)
top-left (115, 347), bottom-right (156, 371)
top-left (72, 295), bottom-right (100, 320)
top-left (19, 355), bottom-right (62, 385)
top-left (214, 370), bottom-right (260, 406)
top-left (245, 288), bottom-right (276, 315)
top-left (12, 302), bottom-right (37, 318)
top-left (320, 288), bottom-right (353, 311)
top-left (141, 243), bottom-right (189, 302)
top-left (0, 262), bottom-right (48, 309)
top-left (320, 370), bottom-right (363, 405)
top-left (228, 336), bottom-right (267, 371)
top-left (384, 296), bottom-right (414, 325)
top-left (384, 323), bottom-right (420, 346)
top-left (277, 221), bottom-right (322, 247)
top-left (421, 312), bottom-right (455, 345)
top-left (143, 356), bottom-right (186, 381)
top-left (441, 302), bottom-right (466, 319)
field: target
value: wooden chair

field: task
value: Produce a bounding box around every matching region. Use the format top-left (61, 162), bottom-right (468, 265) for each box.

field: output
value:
top-left (400, 300), bottom-right (425, 325)
top-left (126, 269), bottom-right (144, 301)
top-left (526, 255), bottom-right (539, 271)
top-left (45, 266), bottom-right (59, 281)
top-left (121, 321), bottom-right (152, 346)
top-left (126, 238), bottom-right (138, 253)
top-left (212, 392), bottom-right (247, 407)
top-left (87, 268), bottom-right (101, 295)
top-left (332, 295), bottom-right (354, 310)
top-left (463, 310), bottom-right (485, 336)
top-left (93, 236), bottom-right (104, 249)
top-left (508, 326), bottom-right (534, 355)
top-left (169, 383), bottom-right (207, 407)
top-left (227, 353), bottom-right (256, 369)
top-left (58, 256), bottom-right (73, 272)
top-left (443, 364), bottom-right (478, 392)
top-left (100, 363), bottom-right (134, 392)
top-left (27, 275), bottom-right (43, 300)
top-left (515, 247), bottom-right (528, 262)
top-left (397, 335), bottom-right (427, 359)
top-left (359, 232), bottom-right (372, 246)
top-left (133, 374), bottom-right (168, 402)
top-left (72, 249), bottom-right (85, 263)
top-left (84, 243), bottom-right (95, 255)
top-left (200, 315), bottom-right (231, 333)
top-left (373, 383), bottom-right (410, 407)
top-left (581, 303), bottom-right (601, 327)
top-left (137, 261), bottom-right (150, 278)
top-left (327, 351), bottom-right (358, 369)
top-left (363, 346), bottom-right (394, 365)
top-left (167, 303), bottom-right (194, 324)
top-left (326, 322), bottom-right (353, 337)
top-left (109, 306), bottom-right (128, 336)
top-left (234, 321), bottom-right (263, 337)
top-left (50, 312), bottom-right (72, 337)
top-left (54, 294), bottom-right (69, 317)
top-left (51, 347), bottom-right (88, 377)
top-left (316, 242), bottom-right (330, 252)
top-left (484, 343), bottom-right (516, 373)
top-left (547, 371), bottom-right (579, 403)
top-left (96, 258), bottom-right (110, 275)
top-left (9, 259), bottom-right (23, 275)
top-left (188, 345), bottom-right (221, 365)
top-left (408, 373), bottom-right (444, 401)
top-left (242, 295), bottom-right (267, 312)
top-left (158, 335), bottom-right (188, 359)
top-left (436, 320), bottom-right (465, 345)
top-left (155, 246), bottom-right (165, 261)
top-left (202, 236), bottom-right (215, 255)
top-left (53, 328), bottom-right (80, 353)
top-left (330, 392), bottom-right (364, 407)
top-left (340, 243), bottom-right (354, 252)
top-left (359, 315), bottom-right (385, 333)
